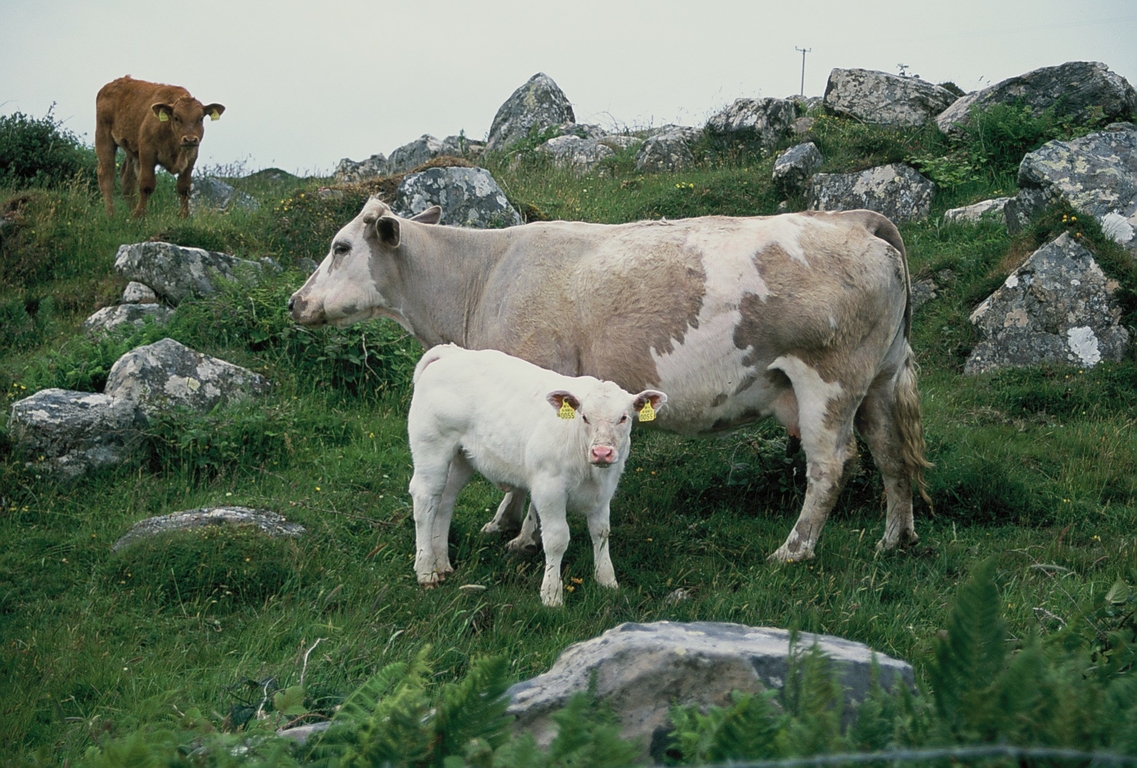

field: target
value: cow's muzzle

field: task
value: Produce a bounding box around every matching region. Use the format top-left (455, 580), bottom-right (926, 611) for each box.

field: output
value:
top-left (590, 446), bottom-right (617, 466)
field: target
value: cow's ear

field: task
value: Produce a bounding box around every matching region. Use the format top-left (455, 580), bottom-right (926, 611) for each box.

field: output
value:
top-left (547, 391), bottom-right (581, 420)
top-left (151, 103), bottom-right (174, 122)
top-left (203, 103), bottom-right (225, 121)
top-left (410, 205), bottom-right (442, 225)
top-left (375, 216), bottom-right (401, 247)
top-left (633, 390), bottom-right (667, 421)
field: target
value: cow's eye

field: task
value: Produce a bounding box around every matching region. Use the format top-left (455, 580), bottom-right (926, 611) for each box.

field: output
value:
top-left (333, 242), bottom-right (350, 257)
top-left (581, 414), bottom-right (589, 424)
top-left (619, 414), bottom-right (628, 423)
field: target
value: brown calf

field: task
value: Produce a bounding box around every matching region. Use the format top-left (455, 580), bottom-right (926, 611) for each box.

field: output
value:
top-left (95, 76), bottom-right (224, 218)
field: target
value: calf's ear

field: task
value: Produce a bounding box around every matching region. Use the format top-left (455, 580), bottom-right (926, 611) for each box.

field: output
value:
top-left (547, 391), bottom-right (581, 420)
top-left (203, 103), bottom-right (225, 121)
top-left (410, 205), bottom-right (442, 225)
top-left (151, 103), bottom-right (174, 122)
top-left (633, 390), bottom-right (668, 421)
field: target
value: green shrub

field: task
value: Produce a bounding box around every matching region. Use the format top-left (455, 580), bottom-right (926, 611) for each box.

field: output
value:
top-left (0, 108), bottom-right (97, 189)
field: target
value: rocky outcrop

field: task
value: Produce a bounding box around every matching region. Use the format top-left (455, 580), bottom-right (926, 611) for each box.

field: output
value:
top-left (104, 338), bottom-right (269, 416)
top-left (8, 390), bottom-right (143, 480)
top-left (825, 68), bottom-right (956, 126)
top-left (112, 507), bottom-right (305, 552)
top-left (334, 154), bottom-right (388, 184)
top-left (807, 163), bottom-right (935, 222)
top-left (486, 73), bottom-right (575, 153)
top-left (634, 126), bottom-right (701, 173)
top-left (706, 97), bottom-right (795, 151)
top-left (393, 166), bottom-right (522, 228)
top-left (937, 61), bottom-right (1137, 136)
top-left (1006, 124), bottom-right (1137, 252)
top-left (506, 621), bottom-right (914, 764)
top-left (387, 134), bottom-right (445, 175)
top-left (122, 282), bottom-right (158, 304)
top-left (114, 241), bottom-right (267, 305)
top-left (965, 233), bottom-right (1130, 374)
top-left (536, 134), bottom-right (640, 174)
top-left (773, 142), bottom-right (823, 198)
top-left (943, 197), bottom-right (1012, 225)
top-left (81, 304), bottom-right (173, 337)
top-left (189, 177), bottom-right (259, 214)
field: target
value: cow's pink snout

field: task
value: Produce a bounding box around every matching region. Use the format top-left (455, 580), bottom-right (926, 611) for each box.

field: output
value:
top-left (590, 445), bottom-right (616, 465)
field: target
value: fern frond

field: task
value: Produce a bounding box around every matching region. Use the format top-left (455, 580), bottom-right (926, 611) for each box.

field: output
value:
top-left (433, 654), bottom-right (514, 762)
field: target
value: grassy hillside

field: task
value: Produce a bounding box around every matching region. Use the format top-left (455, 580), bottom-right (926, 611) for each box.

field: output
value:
top-left (1, 107), bottom-right (1135, 765)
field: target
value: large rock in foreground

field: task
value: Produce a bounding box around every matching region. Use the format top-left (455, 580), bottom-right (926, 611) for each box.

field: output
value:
top-left (506, 621), bottom-right (913, 763)
top-left (965, 232), bottom-right (1130, 374)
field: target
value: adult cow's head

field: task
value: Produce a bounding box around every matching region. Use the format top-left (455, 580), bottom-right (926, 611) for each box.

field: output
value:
top-left (151, 97), bottom-right (225, 148)
top-left (288, 198), bottom-right (442, 329)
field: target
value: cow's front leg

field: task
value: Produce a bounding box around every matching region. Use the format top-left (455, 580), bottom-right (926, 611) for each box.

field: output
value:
top-left (481, 489), bottom-right (525, 536)
top-left (531, 486), bottom-right (569, 607)
top-left (586, 502), bottom-right (617, 589)
top-left (176, 169), bottom-right (193, 217)
top-left (133, 157), bottom-right (157, 218)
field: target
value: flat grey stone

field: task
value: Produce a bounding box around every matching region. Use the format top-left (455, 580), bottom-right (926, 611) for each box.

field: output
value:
top-left (112, 507), bottom-right (306, 552)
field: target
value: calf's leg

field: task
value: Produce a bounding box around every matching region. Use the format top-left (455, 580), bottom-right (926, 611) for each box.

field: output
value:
top-left (530, 486), bottom-right (570, 607)
top-left (586, 502), bottom-right (617, 589)
top-left (409, 451), bottom-right (470, 586)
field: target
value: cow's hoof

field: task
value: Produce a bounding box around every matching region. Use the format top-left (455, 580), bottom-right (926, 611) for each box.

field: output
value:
top-left (768, 545), bottom-right (815, 563)
top-left (505, 537), bottom-right (541, 557)
top-left (875, 530), bottom-right (919, 552)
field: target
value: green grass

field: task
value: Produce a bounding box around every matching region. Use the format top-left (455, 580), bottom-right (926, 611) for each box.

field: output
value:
top-left (1, 113), bottom-right (1136, 765)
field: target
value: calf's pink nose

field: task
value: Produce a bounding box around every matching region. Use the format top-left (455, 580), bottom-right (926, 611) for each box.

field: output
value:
top-left (590, 445), bottom-right (615, 464)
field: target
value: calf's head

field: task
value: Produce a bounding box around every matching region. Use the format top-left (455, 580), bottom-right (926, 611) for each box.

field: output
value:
top-left (151, 97), bottom-right (225, 148)
top-left (288, 198), bottom-right (442, 329)
top-left (548, 385), bottom-right (667, 467)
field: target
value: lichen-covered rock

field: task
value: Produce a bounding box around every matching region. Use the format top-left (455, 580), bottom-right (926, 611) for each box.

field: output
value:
top-left (634, 126), bottom-right (701, 173)
top-left (943, 197), bottom-right (1012, 225)
top-left (486, 73), bottom-right (575, 153)
top-left (8, 389), bottom-right (143, 480)
top-left (122, 281), bottom-right (159, 304)
top-left (965, 232), bottom-right (1130, 374)
top-left (440, 134), bottom-right (485, 159)
top-left (773, 141), bottom-right (823, 198)
top-left (706, 97), bottom-right (795, 151)
top-left (537, 134), bottom-right (640, 174)
top-left (112, 507), bottom-right (305, 552)
top-left (1011, 124), bottom-right (1137, 251)
top-left (936, 61), bottom-right (1137, 135)
top-left (82, 304), bottom-right (173, 336)
top-left (104, 338), bottom-right (270, 416)
top-left (393, 167), bottom-right (522, 228)
top-left (807, 163), bottom-right (935, 222)
top-left (387, 134), bottom-right (444, 174)
top-left (114, 241), bottom-right (266, 305)
top-left (825, 68), bottom-right (956, 126)
top-left (189, 177), bottom-right (259, 214)
top-left (333, 153), bottom-right (389, 184)
top-left (506, 621), bottom-right (913, 763)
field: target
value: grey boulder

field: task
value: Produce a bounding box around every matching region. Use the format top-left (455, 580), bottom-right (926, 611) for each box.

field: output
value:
top-left (189, 177), bottom-right (259, 214)
top-left (82, 304), bottom-right (173, 337)
top-left (807, 163), bottom-right (935, 222)
top-left (773, 141), bottom-right (823, 198)
top-left (394, 167), bottom-right (522, 228)
top-left (114, 241), bottom-right (267, 305)
top-left (706, 97), bottom-right (795, 151)
top-left (113, 507), bottom-right (305, 552)
top-left (825, 68), bottom-right (957, 126)
top-left (486, 73), bottom-right (575, 153)
top-left (634, 126), bottom-right (701, 173)
top-left (334, 154), bottom-right (389, 184)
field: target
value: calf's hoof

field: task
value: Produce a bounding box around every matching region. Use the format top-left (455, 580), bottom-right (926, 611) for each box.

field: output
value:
top-left (875, 529), bottom-right (919, 552)
top-left (767, 544), bottom-right (816, 564)
top-left (505, 536), bottom-right (541, 557)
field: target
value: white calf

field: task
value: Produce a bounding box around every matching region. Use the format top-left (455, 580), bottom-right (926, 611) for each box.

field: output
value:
top-left (407, 344), bottom-right (667, 607)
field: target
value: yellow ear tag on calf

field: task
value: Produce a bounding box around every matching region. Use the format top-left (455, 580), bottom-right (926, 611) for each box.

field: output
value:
top-left (157, 112), bottom-right (169, 122)
top-left (210, 110), bottom-right (220, 121)
top-left (558, 400), bottom-right (576, 420)
top-left (638, 402), bottom-right (657, 422)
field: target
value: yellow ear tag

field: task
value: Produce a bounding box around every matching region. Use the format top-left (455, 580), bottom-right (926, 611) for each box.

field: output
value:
top-left (638, 402), bottom-right (656, 422)
top-left (157, 112), bottom-right (169, 122)
top-left (210, 110), bottom-right (220, 121)
top-left (557, 400), bottom-right (575, 420)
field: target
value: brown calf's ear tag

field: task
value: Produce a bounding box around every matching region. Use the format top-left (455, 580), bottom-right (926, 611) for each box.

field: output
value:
top-left (638, 402), bottom-right (656, 422)
top-left (210, 110), bottom-right (220, 121)
top-left (558, 400), bottom-right (576, 420)
top-left (157, 111), bottom-right (169, 122)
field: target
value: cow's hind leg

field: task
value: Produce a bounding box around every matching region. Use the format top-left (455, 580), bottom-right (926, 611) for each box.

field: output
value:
top-left (409, 450), bottom-right (472, 586)
top-left (506, 503), bottom-right (542, 556)
top-left (856, 349), bottom-right (930, 552)
top-left (768, 355), bottom-right (860, 562)
top-left (481, 490), bottom-right (525, 537)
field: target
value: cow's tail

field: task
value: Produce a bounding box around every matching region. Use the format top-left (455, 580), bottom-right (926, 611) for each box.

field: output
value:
top-left (895, 343), bottom-right (932, 509)
top-left (413, 343), bottom-right (458, 385)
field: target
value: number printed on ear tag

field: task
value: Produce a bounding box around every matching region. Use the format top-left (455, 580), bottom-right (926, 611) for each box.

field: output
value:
top-left (558, 400), bottom-right (576, 420)
top-left (157, 112), bottom-right (169, 122)
top-left (638, 402), bottom-right (656, 422)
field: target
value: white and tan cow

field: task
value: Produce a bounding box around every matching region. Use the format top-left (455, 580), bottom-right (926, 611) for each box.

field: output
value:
top-left (409, 344), bottom-right (666, 606)
top-left (289, 198), bottom-right (930, 561)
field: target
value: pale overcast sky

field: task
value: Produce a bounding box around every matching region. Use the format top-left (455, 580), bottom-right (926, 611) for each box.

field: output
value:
top-left (3, 0), bottom-right (1135, 176)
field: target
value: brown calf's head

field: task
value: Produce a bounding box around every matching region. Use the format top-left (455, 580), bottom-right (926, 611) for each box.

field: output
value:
top-left (151, 98), bottom-right (225, 147)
